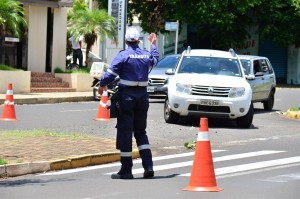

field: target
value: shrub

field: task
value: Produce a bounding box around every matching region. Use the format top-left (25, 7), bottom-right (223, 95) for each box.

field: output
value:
top-left (54, 67), bottom-right (90, 74)
top-left (54, 67), bottom-right (66, 73)
top-left (289, 107), bottom-right (300, 111)
top-left (0, 64), bottom-right (22, 71)
top-left (0, 158), bottom-right (9, 165)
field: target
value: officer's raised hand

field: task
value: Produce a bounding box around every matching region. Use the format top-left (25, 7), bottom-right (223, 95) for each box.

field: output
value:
top-left (148, 33), bottom-right (157, 45)
top-left (98, 85), bottom-right (108, 95)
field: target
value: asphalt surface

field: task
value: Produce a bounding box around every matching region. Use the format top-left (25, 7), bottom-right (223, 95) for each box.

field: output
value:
top-left (0, 90), bottom-right (299, 178)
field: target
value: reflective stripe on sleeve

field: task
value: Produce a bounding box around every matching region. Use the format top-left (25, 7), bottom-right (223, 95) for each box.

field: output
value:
top-left (107, 69), bottom-right (119, 77)
top-left (197, 131), bottom-right (209, 141)
top-left (138, 144), bottom-right (150, 151)
top-left (119, 79), bottom-right (148, 86)
top-left (120, 152), bottom-right (132, 157)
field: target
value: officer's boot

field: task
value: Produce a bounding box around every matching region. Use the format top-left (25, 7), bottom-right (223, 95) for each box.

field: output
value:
top-left (139, 149), bottom-right (154, 178)
top-left (111, 156), bottom-right (133, 179)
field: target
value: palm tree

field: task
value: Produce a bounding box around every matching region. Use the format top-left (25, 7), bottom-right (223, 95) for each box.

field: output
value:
top-left (68, 0), bottom-right (117, 66)
top-left (0, 0), bottom-right (27, 38)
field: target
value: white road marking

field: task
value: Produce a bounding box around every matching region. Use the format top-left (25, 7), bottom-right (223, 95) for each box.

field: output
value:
top-left (59, 109), bottom-right (98, 112)
top-left (40, 150), bottom-right (224, 176)
top-left (259, 172), bottom-right (300, 183)
top-left (108, 150), bottom-right (284, 175)
top-left (180, 156), bottom-right (300, 177)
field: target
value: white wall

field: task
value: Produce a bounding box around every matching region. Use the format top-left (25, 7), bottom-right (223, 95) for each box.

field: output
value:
top-left (0, 71), bottom-right (31, 93)
top-left (52, 7), bottom-right (68, 71)
top-left (287, 45), bottom-right (300, 85)
top-left (27, 6), bottom-right (47, 72)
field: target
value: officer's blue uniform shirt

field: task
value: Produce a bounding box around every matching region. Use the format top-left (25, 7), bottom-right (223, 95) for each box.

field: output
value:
top-left (100, 44), bottom-right (159, 87)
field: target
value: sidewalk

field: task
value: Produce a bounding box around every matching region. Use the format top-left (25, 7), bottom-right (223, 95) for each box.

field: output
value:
top-left (0, 91), bottom-right (139, 178)
top-left (0, 91), bottom-right (95, 105)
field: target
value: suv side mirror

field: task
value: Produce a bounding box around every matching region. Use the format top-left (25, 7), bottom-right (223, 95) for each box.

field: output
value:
top-left (246, 74), bottom-right (255, 80)
top-left (165, 68), bottom-right (175, 75)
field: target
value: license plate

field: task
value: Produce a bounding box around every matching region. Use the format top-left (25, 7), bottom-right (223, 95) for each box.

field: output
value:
top-left (200, 99), bottom-right (219, 106)
top-left (147, 86), bottom-right (155, 93)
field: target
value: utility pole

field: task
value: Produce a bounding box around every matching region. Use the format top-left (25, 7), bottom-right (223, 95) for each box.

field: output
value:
top-left (175, 20), bottom-right (179, 54)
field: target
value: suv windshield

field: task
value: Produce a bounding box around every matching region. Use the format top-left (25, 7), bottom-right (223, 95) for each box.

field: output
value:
top-left (178, 56), bottom-right (242, 77)
top-left (156, 56), bottom-right (180, 69)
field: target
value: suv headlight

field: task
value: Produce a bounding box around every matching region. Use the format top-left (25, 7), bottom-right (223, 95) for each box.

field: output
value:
top-left (176, 83), bottom-right (192, 94)
top-left (229, 87), bottom-right (245, 98)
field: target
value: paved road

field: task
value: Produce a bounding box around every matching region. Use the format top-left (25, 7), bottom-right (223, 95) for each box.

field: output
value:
top-left (1, 138), bottom-right (299, 199)
top-left (0, 88), bottom-right (299, 198)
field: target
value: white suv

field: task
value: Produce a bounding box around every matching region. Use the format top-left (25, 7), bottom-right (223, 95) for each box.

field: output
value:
top-left (164, 48), bottom-right (253, 128)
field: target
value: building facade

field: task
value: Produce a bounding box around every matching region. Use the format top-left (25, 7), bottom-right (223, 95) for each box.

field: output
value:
top-left (0, 0), bottom-right (72, 72)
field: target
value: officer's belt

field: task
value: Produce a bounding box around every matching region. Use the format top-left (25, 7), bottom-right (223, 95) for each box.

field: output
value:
top-left (119, 79), bottom-right (148, 86)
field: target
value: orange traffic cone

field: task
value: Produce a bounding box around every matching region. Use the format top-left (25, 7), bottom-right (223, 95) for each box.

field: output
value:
top-left (95, 90), bottom-right (110, 121)
top-left (183, 117), bottom-right (223, 192)
top-left (1, 83), bottom-right (17, 121)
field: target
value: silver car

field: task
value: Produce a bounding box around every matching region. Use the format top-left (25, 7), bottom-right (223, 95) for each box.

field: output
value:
top-left (147, 54), bottom-right (181, 98)
top-left (239, 55), bottom-right (276, 111)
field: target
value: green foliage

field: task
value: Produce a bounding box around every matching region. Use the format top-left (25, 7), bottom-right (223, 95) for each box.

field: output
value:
top-left (289, 107), bottom-right (300, 111)
top-left (0, 158), bottom-right (9, 165)
top-left (95, 0), bottom-right (108, 10)
top-left (256, 0), bottom-right (300, 47)
top-left (68, 0), bottom-right (117, 66)
top-left (54, 67), bottom-right (90, 74)
top-left (184, 141), bottom-right (196, 150)
top-left (54, 67), bottom-right (66, 73)
top-left (0, 0), bottom-right (28, 38)
top-left (70, 67), bottom-right (90, 74)
top-left (0, 129), bottom-right (94, 139)
top-left (128, 0), bottom-right (300, 48)
top-left (0, 64), bottom-right (21, 71)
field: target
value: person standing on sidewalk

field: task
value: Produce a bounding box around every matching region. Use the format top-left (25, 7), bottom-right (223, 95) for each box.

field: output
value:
top-left (69, 35), bottom-right (83, 68)
top-left (98, 27), bottom-right (159, 179)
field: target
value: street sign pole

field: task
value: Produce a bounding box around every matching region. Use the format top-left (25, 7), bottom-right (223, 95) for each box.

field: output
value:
top-left (175, 20), bottom-right (179, 54)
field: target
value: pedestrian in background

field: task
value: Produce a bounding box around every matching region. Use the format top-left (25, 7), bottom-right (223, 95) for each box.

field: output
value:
top-left (69, 35), bottom-right (83, 68)
top-left (98, 27), bottom-right (159, 179)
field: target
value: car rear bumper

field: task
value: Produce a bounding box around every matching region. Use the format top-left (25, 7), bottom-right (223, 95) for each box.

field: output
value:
top-left (147, 84), bottom-right (168, 97)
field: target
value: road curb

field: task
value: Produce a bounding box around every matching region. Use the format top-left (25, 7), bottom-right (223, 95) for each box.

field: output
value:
top-left (12, 96), bottom-right (94, 105)
top-left (0, 150), bottom-right (140, 178)
top-left (287, 110), bottom-right (300, 120)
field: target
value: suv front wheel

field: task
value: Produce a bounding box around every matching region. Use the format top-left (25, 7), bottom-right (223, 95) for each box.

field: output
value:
top-left (236, 103), bottom-right (254, 128)
top-left (164, 97), bottom-right (179, 124)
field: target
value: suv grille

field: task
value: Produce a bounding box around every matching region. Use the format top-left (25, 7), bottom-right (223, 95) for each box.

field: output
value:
top-left (188, 104), bottom-right (230, 113)
top-left (191, 85), bottom-right (231, 97)
top-left (148, 78), bottom-right (165, 86)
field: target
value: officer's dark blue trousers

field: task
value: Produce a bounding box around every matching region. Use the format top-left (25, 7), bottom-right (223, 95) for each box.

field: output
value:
top-left (116, 87), bottom-right (153, 174)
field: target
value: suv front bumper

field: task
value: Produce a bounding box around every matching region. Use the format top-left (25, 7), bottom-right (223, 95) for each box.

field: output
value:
top-left (168, 94), bottom-right (251, 119)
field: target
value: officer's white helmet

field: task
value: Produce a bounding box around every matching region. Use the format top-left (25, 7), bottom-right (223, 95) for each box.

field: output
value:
top-left (125, 27), bottom-right (140, 42)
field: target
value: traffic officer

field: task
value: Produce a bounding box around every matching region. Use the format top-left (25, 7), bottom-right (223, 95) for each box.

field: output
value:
top-left (98, 27), bottom-right (159, 179)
